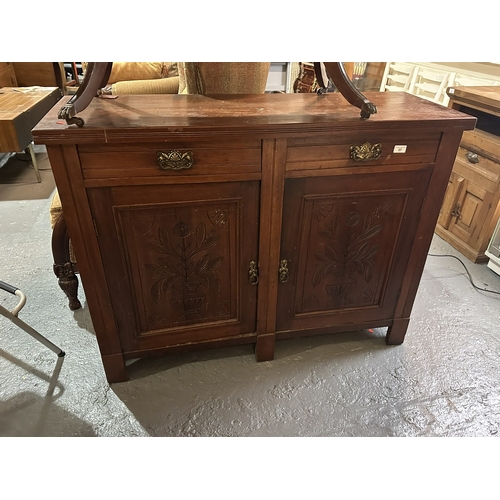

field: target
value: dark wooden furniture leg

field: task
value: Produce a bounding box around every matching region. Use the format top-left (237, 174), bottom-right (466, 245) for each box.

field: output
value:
top-left (315, 62), bottom-right (378, 118)
top-left (101, 353), bottom-right (129, 383)
top-left (386, 318), bottom-right (410, 345)
top-left (58, 62), bottom-right (113, 127)
top-left (255, 333), bottom-right (275, 361)
top-left (52, 213), bottom-right (81, 310)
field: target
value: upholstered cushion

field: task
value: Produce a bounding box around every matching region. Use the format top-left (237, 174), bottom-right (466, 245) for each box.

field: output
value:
top-left (107, 62), bottom-right (178, 84)
top-left (111, 76), bottom-right (179, 95)
top-left (50, 190), bottom-right (76, 263)
top-left (49, 189), bottom-right (62, 227)
top-left (82, 62), bottom-right (179, 84)
top-left (178, 62), bottom-right (270, 94)
top-left (163, 62), bottom-right (179, 78)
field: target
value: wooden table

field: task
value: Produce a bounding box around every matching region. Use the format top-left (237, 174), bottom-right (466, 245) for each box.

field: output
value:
top-left (0, 87), bottom-right (61, 182)
top-left (33, 92), bottom-right (475, 383)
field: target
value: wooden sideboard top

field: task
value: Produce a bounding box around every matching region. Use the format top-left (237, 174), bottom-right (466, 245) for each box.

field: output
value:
top-left (33, 91), bottom-right (476, 144)
top-left (448, 86), bottom-right (500, 121)
top-left (448, 86), bottom-right (500, 107)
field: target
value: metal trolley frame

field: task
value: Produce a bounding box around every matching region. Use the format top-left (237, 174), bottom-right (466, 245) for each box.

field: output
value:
top-left (0, 280), bottom-right (65, 358)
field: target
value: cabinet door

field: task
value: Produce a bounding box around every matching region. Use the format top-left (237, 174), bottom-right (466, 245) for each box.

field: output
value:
top-left (276, 169), bottom-right (432, 333)
top-left (87, 181), bottom-right (260, 353)
top-left (448, 177), bottom-right (492, 246)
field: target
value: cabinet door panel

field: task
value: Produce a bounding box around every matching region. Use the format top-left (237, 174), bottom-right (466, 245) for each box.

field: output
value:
top-left (276, 169), bottom-right (432, 332)
top-left (88, 181), bottom-right (260, 352)
top-left (449, 178), bottom-right (491, 244)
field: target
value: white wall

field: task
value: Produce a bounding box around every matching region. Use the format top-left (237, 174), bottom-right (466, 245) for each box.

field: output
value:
top-left (431, 62), bottom-right (500, 79)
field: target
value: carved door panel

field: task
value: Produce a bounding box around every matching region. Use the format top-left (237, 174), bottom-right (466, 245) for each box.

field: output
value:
top-left (87, 181), bottom-right (260, 352)
top-left (276, 169), bottom-right (432, 333)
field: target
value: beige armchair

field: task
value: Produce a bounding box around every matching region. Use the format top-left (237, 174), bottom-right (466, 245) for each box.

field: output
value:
top-left (94, 62), bottom-right (180, 95)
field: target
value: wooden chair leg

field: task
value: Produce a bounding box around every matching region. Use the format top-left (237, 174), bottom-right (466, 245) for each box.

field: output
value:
top-left (52, 212), bottom-right (81, 310)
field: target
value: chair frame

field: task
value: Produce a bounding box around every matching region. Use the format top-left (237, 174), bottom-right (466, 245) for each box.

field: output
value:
top-left (52, 213), bottom-right (81, 310)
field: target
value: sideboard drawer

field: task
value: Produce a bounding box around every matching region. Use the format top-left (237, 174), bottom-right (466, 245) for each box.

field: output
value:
top-left (78, 138), bottom-right (262, 180)
top-left (461, 129), bottom-right (500, 161)
top-left (285, 130), bottom-right (441, 172)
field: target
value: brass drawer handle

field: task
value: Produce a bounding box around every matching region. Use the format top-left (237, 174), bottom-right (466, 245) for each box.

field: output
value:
top-left (249, 261), bottom-right (259, 285)
top-left (279, 259), bottom-right (289, 283)
top-left (157, 150), bottom-right (194, 170)
top-left (350, 142), bottom-right (382, 162)
top-left (465, 151), bottom-right (479, 164)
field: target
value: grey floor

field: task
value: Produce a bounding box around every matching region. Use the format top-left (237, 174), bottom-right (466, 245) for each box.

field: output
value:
top-left (1, 146), bottom-right (500, 438)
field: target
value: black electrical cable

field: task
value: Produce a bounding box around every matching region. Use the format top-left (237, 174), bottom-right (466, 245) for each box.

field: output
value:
top-left (428, 253), bottom-right (500, 296)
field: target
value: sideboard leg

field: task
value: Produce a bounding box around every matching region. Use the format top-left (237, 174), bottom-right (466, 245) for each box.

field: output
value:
top-left (385, 318), bottom-right (410, 345)
top-left (102, 353), bottom-right (129, 383)
top-left (255, 333), bottom-right (275, 361)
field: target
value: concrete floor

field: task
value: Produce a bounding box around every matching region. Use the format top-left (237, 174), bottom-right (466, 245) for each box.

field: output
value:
top-left (1, 147), bottom-right (500, 438)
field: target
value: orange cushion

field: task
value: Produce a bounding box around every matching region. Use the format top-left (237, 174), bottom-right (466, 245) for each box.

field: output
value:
top-left (106, 62), bottom-right (178, 84)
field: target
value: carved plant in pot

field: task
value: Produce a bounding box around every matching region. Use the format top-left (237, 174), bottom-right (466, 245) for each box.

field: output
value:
top-left (144, 221), bottom-right (222, 319)
top-left (313, 207), bottom-right (387, 305)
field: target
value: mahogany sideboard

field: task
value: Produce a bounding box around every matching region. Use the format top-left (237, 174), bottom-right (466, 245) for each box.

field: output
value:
top-left (33, 92), bottom-right (475, 383)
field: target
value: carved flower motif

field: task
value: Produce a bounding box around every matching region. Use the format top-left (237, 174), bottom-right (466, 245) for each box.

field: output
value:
top-left (345, 211), bottom-right (360, 227)
top-left (145, 221), bottom-right (223, 307)
top-left (173, 222), bottom-right (192, 238)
